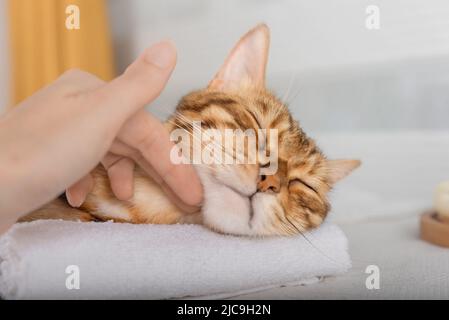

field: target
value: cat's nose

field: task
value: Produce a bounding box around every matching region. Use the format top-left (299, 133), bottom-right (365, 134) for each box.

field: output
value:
top-left (257, 174), bottom-right (281, 193)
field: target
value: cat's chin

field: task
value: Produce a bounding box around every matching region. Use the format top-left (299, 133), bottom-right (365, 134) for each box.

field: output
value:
top-left (196, 168), bottom-right (279, 236)
top-left (199, 176), bottom-right (253, 235)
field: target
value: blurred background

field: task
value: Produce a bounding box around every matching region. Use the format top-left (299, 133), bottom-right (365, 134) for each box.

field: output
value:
top-left (1, 0), bottom-right (449, 133)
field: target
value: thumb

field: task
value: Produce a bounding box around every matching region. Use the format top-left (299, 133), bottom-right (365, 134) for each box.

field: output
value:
top-left (92, 40), bottom-right (177, 119)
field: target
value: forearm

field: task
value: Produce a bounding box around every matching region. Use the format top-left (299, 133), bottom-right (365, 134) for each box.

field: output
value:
top-left (0, 106), bottom-right (109, 226)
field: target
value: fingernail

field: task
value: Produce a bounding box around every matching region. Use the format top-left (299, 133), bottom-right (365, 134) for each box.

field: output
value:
top-left (143, 40), bottom-right (176, 69)
top-left (66, 190), bottom-right (83, 208)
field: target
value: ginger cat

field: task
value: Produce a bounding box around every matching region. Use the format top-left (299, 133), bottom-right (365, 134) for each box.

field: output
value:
top-left (21, 24), bottom-right (360, 236)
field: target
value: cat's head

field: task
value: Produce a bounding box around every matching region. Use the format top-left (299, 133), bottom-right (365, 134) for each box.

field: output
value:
top-left (170, 24), bottom-right (360, 236)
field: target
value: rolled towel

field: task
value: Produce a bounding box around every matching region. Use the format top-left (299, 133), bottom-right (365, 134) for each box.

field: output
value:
top-left (0, 220), bottom-right (350, 299)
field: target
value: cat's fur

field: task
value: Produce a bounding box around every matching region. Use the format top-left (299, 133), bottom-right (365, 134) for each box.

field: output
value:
top-left (20, 24), bottom-right (360, 236)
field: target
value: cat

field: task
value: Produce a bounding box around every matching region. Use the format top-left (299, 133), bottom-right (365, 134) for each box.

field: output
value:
top-left (20, 24), bottom-right (360, 236)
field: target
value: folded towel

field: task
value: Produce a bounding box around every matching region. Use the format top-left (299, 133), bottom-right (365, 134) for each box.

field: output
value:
top-left (0, 220), bottom-right (350, 299)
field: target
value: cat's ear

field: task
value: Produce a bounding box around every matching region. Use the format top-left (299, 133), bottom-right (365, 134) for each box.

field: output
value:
top-left (326, 159), bottom-right (361, 184)
top-left (208, 24), bottom-right (270, 91)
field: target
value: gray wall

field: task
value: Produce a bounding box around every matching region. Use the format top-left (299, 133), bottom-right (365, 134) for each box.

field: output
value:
top-left (2, 0), bottom-right (449, 131)
top-left (108, 0), bottom-right (449, 132)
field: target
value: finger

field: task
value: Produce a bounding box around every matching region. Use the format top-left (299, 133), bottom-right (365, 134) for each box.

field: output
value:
top-left (55, 69), bottom-right (105, 93)
top-left (103, 156), bottom-right (135, 201)
top-left (108, 140), bottom-right (139, 159)
top-left (91, 41), bottom-right (177, 120)
top-left (102, 152), bottom-right (124, 169)
top-left (66, 174), bottom-right (94, 207)
top-left (106, 141), bottom-right (200, 213)
top-left (104, 147), bottom-right (199, 213)
top-left (158, 178), bottom-right (201, 214)
top-left (118, 110), bottom-right (203, 207)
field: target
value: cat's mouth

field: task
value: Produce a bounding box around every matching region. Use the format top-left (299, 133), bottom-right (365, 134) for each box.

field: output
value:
top-left (222, 183), bottom-right (260, 226)
top-left (248, 193), bottom-right (257, 225)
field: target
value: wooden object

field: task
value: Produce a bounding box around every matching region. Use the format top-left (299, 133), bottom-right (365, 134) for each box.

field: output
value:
top-left (420, 211), bottom-right (449, 248)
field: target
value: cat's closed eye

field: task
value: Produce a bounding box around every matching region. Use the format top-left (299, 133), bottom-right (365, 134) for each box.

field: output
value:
top-left (260, 162), bottom-right (270, 168)
top-left (288, 178), bottom-right (317, 193)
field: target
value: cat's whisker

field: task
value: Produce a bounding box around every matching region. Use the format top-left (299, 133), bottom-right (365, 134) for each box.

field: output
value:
top-left (170, 116), bottom-right (225, 164)
top-left (281, 72), bottom-right (297, 103)
top-left (285, 87), bottom-right (302, 106)
top-left (170, 114), bottom-right (243, 167)
top-left (174, 112), bottom-right (241, 158)
top-left (173, 112), bottom-right (234, 160)
top-left (164, 118), bottom-right (216, 167)
top-left (166, 117), bottom-right (228, 169)
top-left (174, 112), bottom-right (253, 167)
top-left (283, 214), bottom-right (345, 268)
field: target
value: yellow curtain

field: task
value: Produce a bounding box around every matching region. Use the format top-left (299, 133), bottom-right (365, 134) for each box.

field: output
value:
top-left (8, 0), bottom-right (115, 105)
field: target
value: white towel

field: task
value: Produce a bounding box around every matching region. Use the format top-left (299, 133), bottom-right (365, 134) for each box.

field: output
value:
top-left (0, 220), bottom-right (350, 299)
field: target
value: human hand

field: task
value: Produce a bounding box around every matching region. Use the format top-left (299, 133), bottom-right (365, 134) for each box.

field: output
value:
top-left (0, 41), bottom-right (203, 233)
